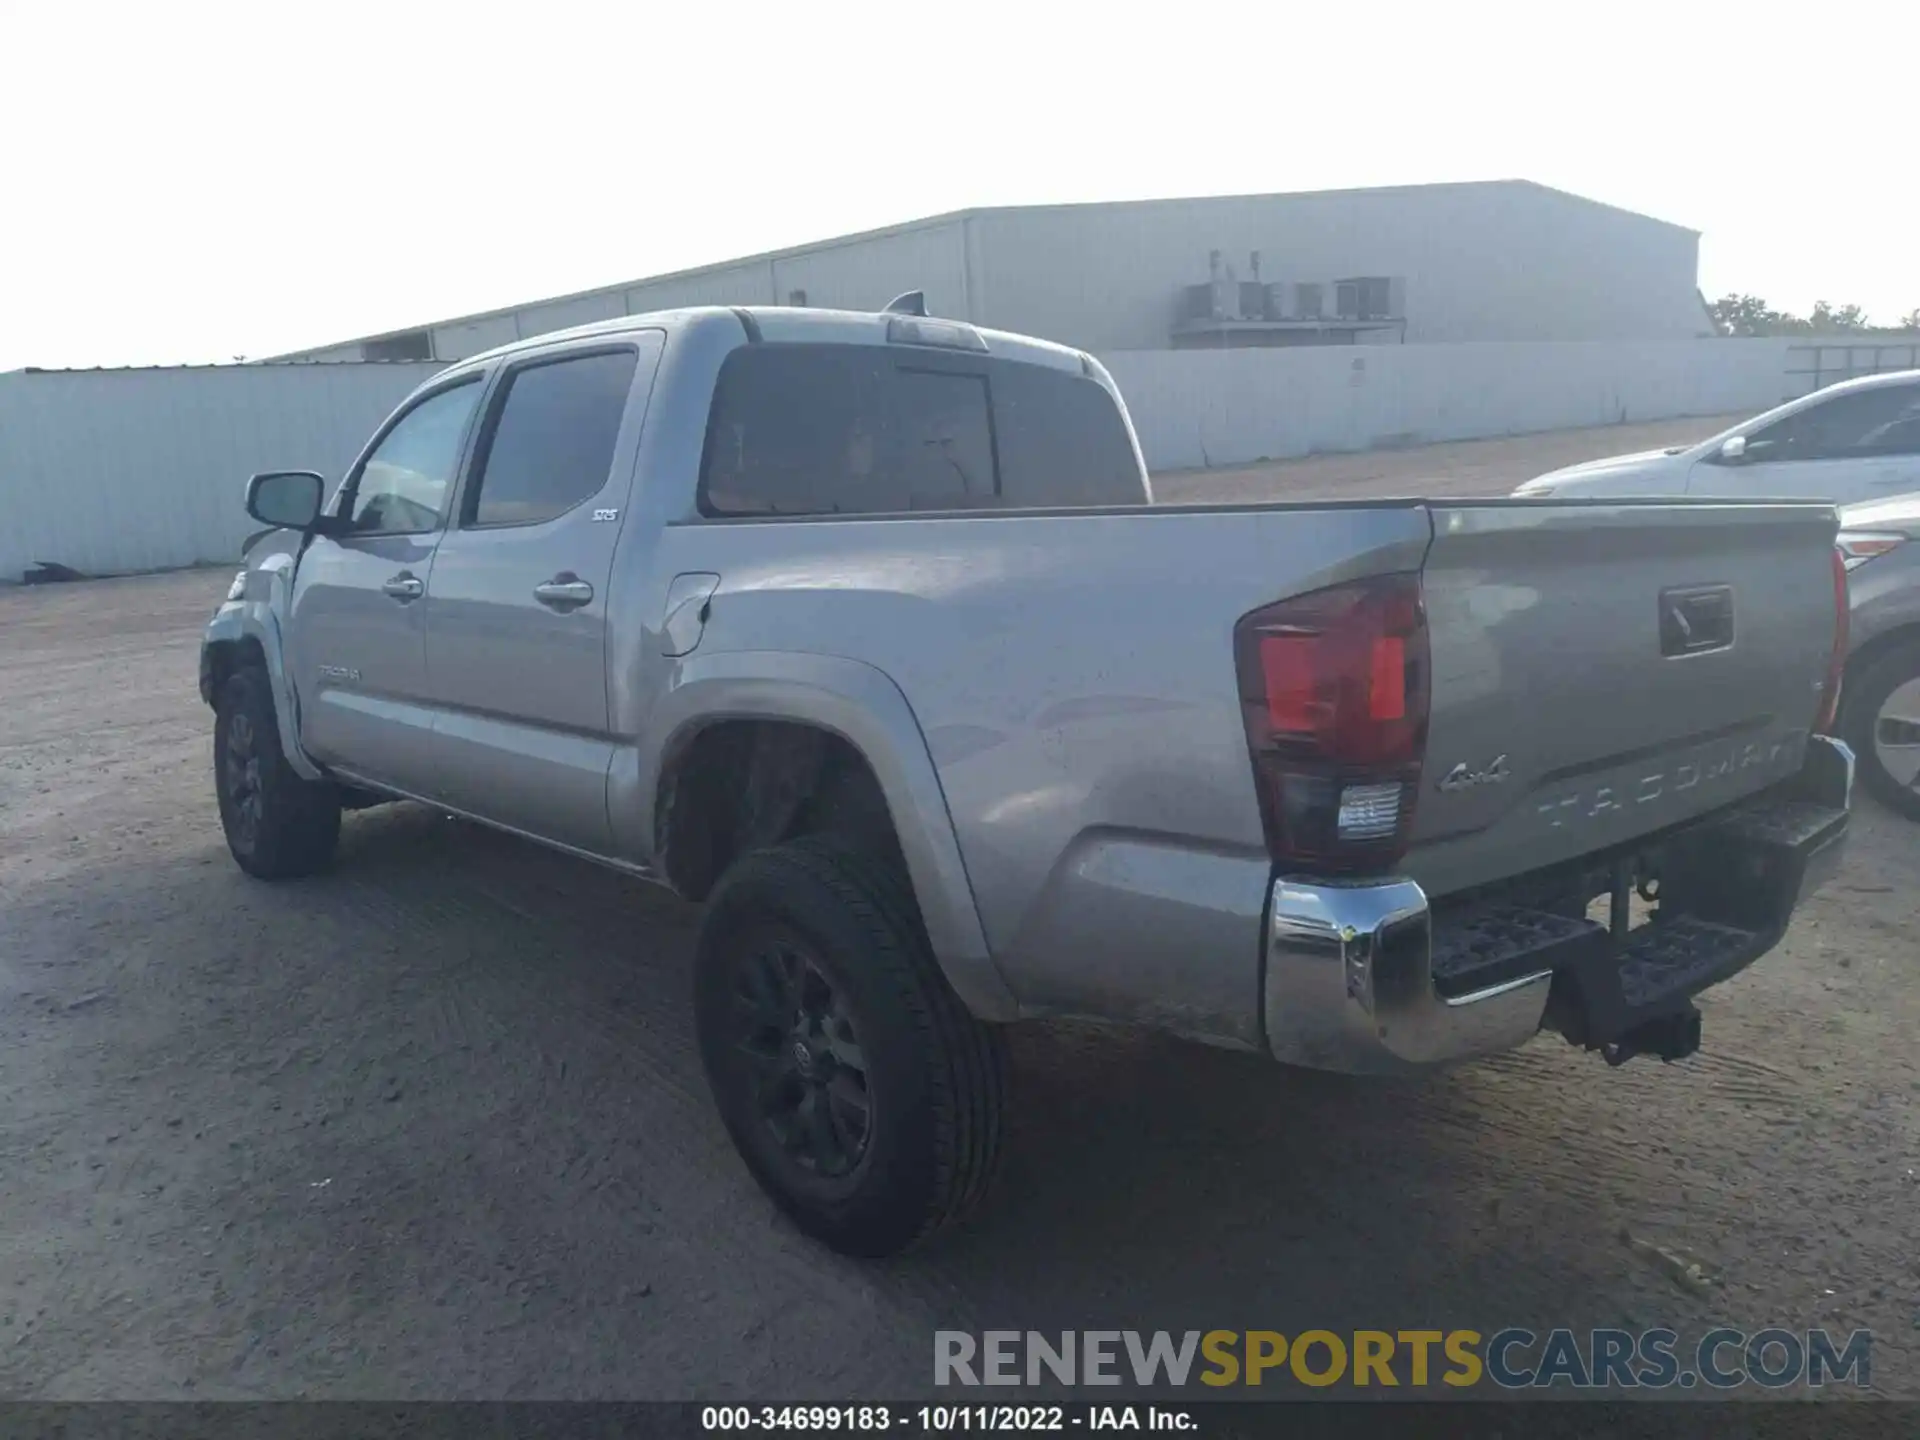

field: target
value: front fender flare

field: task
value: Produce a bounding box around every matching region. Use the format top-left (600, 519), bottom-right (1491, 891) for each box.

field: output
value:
top-left (623, 649), bottom-right (1016, 1022)
top-left (201, 597), bottom-right (324, 782)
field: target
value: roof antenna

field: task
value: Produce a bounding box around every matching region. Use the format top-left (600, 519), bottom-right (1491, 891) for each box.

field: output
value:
top-left (883, 290), bottom-right (928, 316)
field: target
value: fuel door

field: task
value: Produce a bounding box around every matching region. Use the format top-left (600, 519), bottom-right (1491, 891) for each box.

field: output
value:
top-left (661, 572), bottom-right (720, 657)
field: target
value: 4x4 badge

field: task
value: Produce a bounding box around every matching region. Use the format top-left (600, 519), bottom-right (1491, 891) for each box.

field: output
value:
top-left (1437, 754), bottom-right (1510, 792)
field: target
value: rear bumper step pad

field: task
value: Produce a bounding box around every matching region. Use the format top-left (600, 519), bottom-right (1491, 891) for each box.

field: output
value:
top-left (1426, 795), bottom-right (1847, 1052)
top-left (1260, 737), bottom-right (1852, 1073)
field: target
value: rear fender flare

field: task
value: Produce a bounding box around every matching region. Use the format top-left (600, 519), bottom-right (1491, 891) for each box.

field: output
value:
top-left (631, 650), bottom-right (1015, 1021)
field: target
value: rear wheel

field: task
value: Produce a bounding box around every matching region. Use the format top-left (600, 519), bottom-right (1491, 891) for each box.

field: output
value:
top-left (1841, 638), bottom-right (1920, 821)
top-left (214, 667), bottom-right (342, 877)
top-left (693, 836), bottom-right (1006, 1257)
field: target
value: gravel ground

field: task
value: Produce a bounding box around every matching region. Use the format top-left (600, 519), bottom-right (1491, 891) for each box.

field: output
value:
top-left (1, 421), bottom-right (1915, 1401)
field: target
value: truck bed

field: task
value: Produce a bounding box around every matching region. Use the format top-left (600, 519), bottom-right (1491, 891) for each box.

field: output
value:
top-left (653, 495), bottom-right (1839, 1041)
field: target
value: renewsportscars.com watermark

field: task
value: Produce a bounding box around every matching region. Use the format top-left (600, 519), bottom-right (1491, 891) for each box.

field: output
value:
top-left (934, 1328), bottom-right (1873, 1391)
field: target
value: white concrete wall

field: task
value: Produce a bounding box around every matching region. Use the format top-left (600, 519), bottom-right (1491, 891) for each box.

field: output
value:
top-left (0, 363), bottom-right (440, 583)
top-left (1105, 338), bottom-right (1798, 472)
top-left (1, 339), bottom-right (1812, 584)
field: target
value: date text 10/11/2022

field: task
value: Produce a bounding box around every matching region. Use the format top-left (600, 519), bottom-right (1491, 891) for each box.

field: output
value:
top-left (701, 1407), bottom-right (1194, 1432)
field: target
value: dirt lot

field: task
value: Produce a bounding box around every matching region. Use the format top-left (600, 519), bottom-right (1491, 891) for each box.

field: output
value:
top-left (2, 420), bottom-right (1916, 1401)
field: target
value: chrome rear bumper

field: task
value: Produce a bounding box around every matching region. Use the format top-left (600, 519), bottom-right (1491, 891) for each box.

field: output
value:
top-left (1261, 736), bottom-right (1854, 1074)
top-left (1263, 877), bottom-right (1555, 1074)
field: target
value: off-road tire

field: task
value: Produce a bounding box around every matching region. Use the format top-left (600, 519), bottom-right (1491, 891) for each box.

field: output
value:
top-left (694, 835), bottom-right (1007, 1257)
top-left (214, 667), bottom-right (342, 878)
top-left (1841, 638), bottom-right (1920, 822)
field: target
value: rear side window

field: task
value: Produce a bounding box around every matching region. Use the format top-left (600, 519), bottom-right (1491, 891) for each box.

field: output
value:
top-left (465, 349), bottom-right (638, 527)
top-left (700, 343), bottom-right (1141, 516)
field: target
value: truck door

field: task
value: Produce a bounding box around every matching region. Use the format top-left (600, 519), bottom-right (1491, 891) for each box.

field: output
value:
top-left (419, 334), bottom-right (664, 854)
top-left (288, 376), bottom-right (486, 791)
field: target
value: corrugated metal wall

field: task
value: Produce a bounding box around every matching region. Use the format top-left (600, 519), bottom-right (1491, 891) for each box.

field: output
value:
top-left (417, 224), bottom-right (972, 363)
top-left (0, 363), bottom-right (440, 583)
top-left (971, 185), bottom-right (1705, 353)
top-left (275, 183), bottom-right (1705, 364)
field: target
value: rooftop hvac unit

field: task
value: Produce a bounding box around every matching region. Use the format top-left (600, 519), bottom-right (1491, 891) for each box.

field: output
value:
top-left (1182, 252), bottom-right (1251, 322)
top-left (1180, 283), bottom-right (1219, 323)
top-left (1265, 282), bottom-right (1328, 321)
top-left (1334, 276), bottom-right (1406, 321)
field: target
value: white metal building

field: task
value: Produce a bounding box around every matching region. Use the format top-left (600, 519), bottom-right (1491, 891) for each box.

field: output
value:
top-left (277, 181), bottom-right (1709, 364)
top-left (0, 181), bottom-right (1730, 584)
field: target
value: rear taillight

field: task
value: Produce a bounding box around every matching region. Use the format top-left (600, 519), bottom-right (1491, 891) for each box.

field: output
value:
top-left (1837, 530), bottom-right (1908, 570)
top-left (1234, 573), bottom-right (1431, 875)
top-left (1814, 545), bottom-right (1849, 734)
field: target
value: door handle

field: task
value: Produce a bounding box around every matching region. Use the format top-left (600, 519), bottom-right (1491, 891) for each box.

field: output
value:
top-left (382, 572), bottom-right (424, 601)
top-left (533, 574), bottom-right (595, 611)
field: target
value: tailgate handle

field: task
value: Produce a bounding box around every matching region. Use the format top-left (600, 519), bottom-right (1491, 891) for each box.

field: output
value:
top-left (1660, 585), bottom-right (1735, 657)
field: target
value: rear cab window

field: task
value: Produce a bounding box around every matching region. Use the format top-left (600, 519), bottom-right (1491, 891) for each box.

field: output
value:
top-left (699, 343), bottom-right (1143, 516)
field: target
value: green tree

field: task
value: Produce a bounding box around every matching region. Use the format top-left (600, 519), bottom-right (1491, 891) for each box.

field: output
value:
top-left (1708, 293), bottom-right (1777, 336)
top-left (1809, 301), bottom-right (1871, 333)
top-left (1709, 294), bottom-right (1885, 336)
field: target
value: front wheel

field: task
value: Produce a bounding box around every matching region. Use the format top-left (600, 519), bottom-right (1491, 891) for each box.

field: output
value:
top-left (693, 836), bottom-right (1007, 1257)
top-left (1841, 639), bottom-right (1920, 822)
top-left (214, 667), bottom-right (342, 877)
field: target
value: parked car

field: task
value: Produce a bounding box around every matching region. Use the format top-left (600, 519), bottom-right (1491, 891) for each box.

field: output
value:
top-left (1514, 370), bottom-right (1920, 503)
top-left (202, 303), bottom-right (1852, 1257)
top-left (1837, 490), bottom-right (1920, 818)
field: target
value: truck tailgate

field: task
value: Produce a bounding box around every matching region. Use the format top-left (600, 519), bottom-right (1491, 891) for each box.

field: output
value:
top-left (1408, 501), bottom-right (1840, 898)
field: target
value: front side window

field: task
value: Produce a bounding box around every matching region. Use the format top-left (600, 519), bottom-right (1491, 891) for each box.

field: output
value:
top-left (465, 349), bottom-right (639, 528)
top-left (348, 380), bottom-right (484, 534)
top-left (1748, 384), bottom-right (1920, 462)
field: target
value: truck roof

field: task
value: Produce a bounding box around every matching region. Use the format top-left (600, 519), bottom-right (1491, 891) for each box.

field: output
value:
top-left (448, 305), bottom-right (1092, 378)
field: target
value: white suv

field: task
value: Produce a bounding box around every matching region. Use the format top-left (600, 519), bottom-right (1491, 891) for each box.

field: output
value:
top-left (1515, 370), bottom-right (1920, 504)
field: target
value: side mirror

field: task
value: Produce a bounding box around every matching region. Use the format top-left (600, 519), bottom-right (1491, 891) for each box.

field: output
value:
top-left (1717, 436), bottom-right (1748, 464)
top-left (245, 470), bottom-right (326, 529)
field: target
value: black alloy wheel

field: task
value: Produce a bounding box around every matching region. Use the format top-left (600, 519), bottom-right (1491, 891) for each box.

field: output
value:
top-left (692, 836), bottom-right (1006, 1257)
top-left (726, 928), bottom-right (874, 1182)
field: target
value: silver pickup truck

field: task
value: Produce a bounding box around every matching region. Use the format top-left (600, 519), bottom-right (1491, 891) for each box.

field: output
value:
top-left (202, 303), bottom-right (1853, 1257)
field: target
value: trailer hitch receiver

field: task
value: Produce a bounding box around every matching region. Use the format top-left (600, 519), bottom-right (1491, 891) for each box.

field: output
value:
top-left (1600, 1003), bottom-right (1702, 1066)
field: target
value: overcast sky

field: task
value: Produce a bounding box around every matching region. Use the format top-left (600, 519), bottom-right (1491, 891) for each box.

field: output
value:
top-left (4, 0), bottom-right (1914, 371)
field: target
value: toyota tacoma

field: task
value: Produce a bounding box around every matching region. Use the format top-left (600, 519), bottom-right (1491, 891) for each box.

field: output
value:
top-left (202, 302), bottom-right (1854, 1256)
